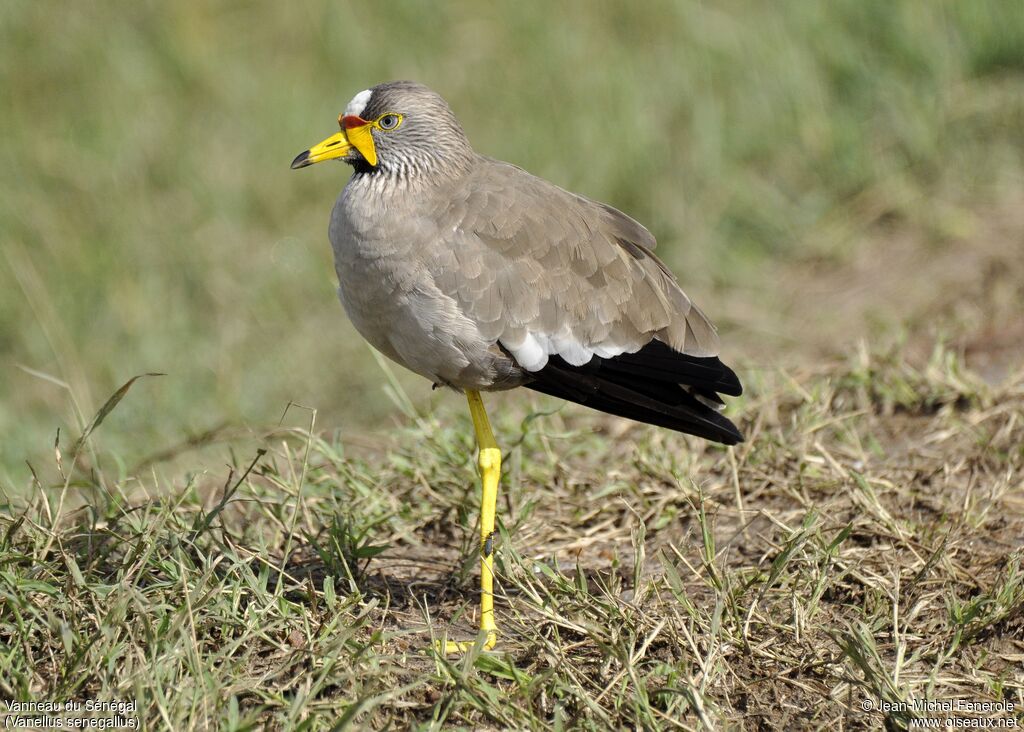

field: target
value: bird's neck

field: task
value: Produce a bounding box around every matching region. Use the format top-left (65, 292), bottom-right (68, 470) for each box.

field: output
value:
top-left (351, 146), bottom-right (475, 182)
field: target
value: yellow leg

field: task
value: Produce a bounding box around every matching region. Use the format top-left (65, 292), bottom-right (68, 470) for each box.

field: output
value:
top-left (442, 389), bottom-right (500, 653)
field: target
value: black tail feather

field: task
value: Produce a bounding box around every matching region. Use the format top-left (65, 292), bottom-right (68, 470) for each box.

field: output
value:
top-left (600, 340), bottom-right (743, 396)
top-left (523, 340), bottom-right (744, 445)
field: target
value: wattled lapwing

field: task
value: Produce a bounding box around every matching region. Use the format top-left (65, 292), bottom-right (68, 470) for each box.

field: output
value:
top-left (292, 81), bottom-right (743, 652)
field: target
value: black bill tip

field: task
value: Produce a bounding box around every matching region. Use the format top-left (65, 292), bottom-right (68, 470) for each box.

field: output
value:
top-left (290, 150), bottom-right (312, 169)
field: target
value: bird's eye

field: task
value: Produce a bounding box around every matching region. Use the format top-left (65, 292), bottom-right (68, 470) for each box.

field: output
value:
top-left (378, 114), bottom-right (401, 130)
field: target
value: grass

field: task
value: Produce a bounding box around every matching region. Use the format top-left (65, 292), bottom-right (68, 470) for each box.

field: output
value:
top-left (1, 343), bottom-right (1021, 729)
top-left (2, 1), bottom-right (1024, 729)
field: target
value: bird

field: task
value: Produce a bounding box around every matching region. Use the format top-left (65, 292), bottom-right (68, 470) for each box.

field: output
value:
top-left (291, 81), bottom-right (743, 653)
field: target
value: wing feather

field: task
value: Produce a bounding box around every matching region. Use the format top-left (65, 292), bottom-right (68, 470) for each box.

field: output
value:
top-left (422, 158), bottom-right (743, 441)
top-left (428, 158), bottom-right (721, 372)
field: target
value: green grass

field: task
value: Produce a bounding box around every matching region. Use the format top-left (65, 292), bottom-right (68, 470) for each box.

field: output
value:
top-left (1, 345), bottom-right (1021, 728)
top-left (2, 0), bottom-right (1024, 477)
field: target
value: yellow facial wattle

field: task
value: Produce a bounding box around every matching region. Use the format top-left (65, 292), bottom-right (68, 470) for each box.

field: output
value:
top-left (291, 114), bottom-right (378, 169)
top-left (291, 111), bottom-right (407, 169)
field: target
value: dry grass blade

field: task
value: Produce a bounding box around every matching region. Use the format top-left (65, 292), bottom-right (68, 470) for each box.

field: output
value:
top-left (69, 373), bottom-right (165, 460)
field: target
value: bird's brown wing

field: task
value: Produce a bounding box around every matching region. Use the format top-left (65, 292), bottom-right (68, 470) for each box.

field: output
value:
top-left (431, 158), bottom-right (719, 360)
top-left (428, 158), bottom-right (742, 443)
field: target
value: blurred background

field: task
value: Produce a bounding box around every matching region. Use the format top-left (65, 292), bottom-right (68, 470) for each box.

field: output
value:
top-left (2, 1), bottom-right (1022, 483)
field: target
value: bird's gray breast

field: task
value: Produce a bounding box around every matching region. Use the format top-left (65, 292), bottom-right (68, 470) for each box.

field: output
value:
top-left (328, 178), bottom-right (525, 390)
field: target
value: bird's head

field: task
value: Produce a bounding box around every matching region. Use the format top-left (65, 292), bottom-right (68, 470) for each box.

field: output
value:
top-left (291, 81), bottom-right (473, 176)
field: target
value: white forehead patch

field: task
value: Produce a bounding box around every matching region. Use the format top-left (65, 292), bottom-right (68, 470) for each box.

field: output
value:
top-left (344, 89), bottom-right (372, 118)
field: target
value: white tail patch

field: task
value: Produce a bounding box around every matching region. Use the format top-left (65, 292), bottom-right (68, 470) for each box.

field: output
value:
top-left (502, 329), bottom-right (636, 372)
top-left (345, 89), bottom-right (372, 118)
top-left (507, 332), bottom-right (549, 371)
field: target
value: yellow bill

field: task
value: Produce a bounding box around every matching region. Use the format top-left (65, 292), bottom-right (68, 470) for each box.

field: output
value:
top-left (291, 114), bottom-right (378, 169)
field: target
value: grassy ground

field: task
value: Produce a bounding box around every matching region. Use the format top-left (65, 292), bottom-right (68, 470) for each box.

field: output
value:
top-left (2, 1), bottom-right (1024, 729)
top-left (1, 340), bottom-right (1022, 729)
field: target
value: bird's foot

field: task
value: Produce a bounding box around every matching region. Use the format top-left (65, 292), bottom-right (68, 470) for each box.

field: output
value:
top-left (436, 629), bottom-right (497, 655)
